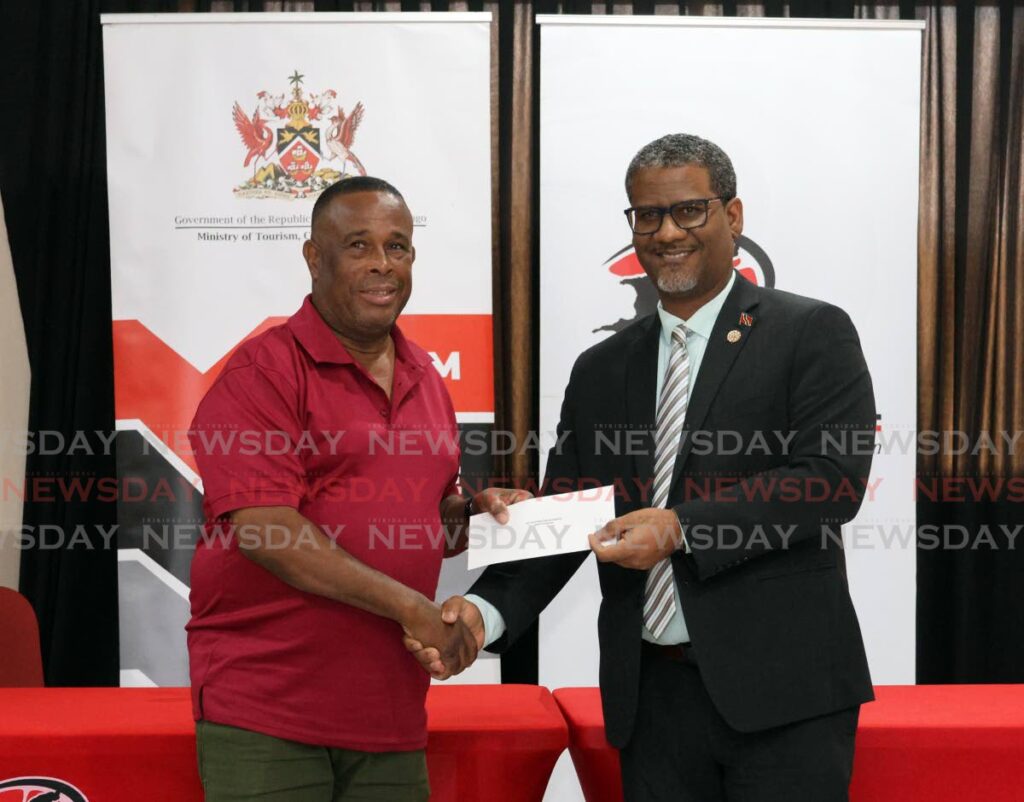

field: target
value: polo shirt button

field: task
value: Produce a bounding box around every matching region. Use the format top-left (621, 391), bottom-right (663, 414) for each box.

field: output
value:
top-left (380, 408), bottom-right (388, 417)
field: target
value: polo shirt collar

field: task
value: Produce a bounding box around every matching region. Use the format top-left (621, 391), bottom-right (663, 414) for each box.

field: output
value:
top-left (288, 295), bottom-right (432, 368)
top-left (390, 323), bottom-right (434, 369)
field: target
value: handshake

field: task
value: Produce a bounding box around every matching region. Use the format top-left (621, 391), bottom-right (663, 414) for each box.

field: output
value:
top-left (402, 594), bottom-right (485, 680)
top-left (399, 488), bottom-right (686, 678)
top-left (399, 486), bottom-right (531, 680)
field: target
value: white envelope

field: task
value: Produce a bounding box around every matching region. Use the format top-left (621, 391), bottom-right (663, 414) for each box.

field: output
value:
top-left (466, 485), bottom-right (616, 569)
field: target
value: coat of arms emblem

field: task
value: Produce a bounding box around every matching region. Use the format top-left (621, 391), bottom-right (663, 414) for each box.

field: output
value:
top-left (232, 70), bottom-right (366, 199)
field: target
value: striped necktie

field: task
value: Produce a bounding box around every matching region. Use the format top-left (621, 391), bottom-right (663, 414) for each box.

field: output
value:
top-left (643, 324), bottom-right (690, 638)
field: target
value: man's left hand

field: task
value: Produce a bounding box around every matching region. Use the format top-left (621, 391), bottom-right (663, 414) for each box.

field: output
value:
top-left (471, 487), bottom-right (533, 525)
top-left (590, 508), bottom-right (682, 570)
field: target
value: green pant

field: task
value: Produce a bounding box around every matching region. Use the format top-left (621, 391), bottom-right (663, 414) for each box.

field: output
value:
top-left (196, 720), bottom-right (430, 802)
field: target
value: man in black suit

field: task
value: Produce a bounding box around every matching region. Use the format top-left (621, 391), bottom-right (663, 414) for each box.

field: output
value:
top-left (410, 133), bottom-right (876, 800)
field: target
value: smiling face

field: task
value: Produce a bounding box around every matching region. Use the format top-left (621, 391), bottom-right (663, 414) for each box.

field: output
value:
top-left (628, 164), bottom-right (743, 305)
top-left (302, 190), bottom-right (415, 344)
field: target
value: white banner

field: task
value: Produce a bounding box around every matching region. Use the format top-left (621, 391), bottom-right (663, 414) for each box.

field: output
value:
top-left (539, 16), bottom-right (921, 800)
top-left (102, 12), bottom-right (496, 687)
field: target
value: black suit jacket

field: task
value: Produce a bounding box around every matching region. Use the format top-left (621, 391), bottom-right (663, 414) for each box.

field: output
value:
top-left (470, 273), bottom-right (875, 748)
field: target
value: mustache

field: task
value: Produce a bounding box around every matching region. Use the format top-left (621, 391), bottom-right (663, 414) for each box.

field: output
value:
top-left (655, 245), bottom-right (700, 254)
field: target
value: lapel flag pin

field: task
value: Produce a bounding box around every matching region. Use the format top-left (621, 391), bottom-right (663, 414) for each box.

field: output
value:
top-left (727, 329), bottom-right (742, 343)
top-left (739, 312), bottom-right (754, 327)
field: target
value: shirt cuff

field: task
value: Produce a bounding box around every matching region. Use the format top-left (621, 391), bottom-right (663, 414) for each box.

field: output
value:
top-left (673, 510), bottom-right (689, 553)
top-left (463, 593), bottom-right (507, 648)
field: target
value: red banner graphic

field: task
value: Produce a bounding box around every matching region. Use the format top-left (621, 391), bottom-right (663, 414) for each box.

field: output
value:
top-left (113, 314), bottom-right (494, 475)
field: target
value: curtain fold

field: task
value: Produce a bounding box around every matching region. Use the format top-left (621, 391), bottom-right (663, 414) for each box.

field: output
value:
top-left (913, 0), bottom-right (1023, 479)
top-left (917, 2), bottom-right (958, 479)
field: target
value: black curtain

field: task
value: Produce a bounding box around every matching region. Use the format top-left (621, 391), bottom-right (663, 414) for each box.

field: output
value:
top-left (1, 0), bottom-right (119, 685)
top-left (914, 0), bottom-right (1024, 683)
top-left (917, 499), bottom-right (1024, 682)
top-left (1, 0), bottom-right (193, 686)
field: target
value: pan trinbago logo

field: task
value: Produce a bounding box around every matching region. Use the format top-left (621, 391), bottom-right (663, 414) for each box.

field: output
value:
top-left (232, 70), bottom-right (367, 199)
top-left (0, 776), bottom-right (89, 801)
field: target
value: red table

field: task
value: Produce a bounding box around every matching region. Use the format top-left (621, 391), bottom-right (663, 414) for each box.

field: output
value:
top-left (553, 685), bottom-right (1024, 802)
top-left (0, 685), bottom-right (567, 802)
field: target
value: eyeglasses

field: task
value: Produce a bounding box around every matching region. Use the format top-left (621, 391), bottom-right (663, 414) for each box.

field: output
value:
top-left (623, 197), bottom-right (727, 235)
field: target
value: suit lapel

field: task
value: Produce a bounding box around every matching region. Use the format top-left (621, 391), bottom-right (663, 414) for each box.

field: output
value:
top-left (669, 274), bottom-right (761, 495)
top-left (625, 315), bottom-right (661, 499)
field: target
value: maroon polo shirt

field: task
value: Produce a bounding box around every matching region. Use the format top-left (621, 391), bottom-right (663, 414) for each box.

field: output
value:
top-left (186, 295), bottom-right (460, 751)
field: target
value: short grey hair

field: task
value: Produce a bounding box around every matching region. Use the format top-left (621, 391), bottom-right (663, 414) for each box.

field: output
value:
top-left (625, 134), bottom-right (737, 201)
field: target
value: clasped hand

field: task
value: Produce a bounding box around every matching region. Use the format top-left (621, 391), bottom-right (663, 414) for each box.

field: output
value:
top-left (404, 505), bottom-right (681, 677)
top-left (403, 595), bottom-right (484, 680)
top-left (402, 596), bottom-right (483, 680)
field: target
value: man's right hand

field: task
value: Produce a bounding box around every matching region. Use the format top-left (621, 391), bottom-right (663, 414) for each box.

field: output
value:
top-left (402, 596), bottom-right (481, 679)
top-left (403, 596), bottom-right (484, 680)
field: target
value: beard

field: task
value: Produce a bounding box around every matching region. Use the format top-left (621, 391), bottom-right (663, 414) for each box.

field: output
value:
top-left (656, 265), bottom-right (699, 294)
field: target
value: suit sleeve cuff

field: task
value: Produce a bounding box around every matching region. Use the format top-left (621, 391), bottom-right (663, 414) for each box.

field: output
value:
top-left (463, 593), bottom-right (507, 648)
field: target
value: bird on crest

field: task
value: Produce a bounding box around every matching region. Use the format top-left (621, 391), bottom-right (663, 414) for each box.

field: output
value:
top-left (232, 102), bottom-right (273, 169)
top-left (325, 102), bottom-right (367, 177)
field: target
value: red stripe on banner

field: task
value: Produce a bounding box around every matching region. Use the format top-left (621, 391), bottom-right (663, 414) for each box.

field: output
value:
top-left (113, 314), bottom-right (494, 473)
top-left (113, 318), bottom-right (288, 474)
top-left (397, 314), bottom-right (494, 416)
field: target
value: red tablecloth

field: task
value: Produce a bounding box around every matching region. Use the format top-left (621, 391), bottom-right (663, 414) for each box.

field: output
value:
top-left (851, 685), bottom-right (1024, 801)
top-left (552, 688), bottom-right (624, 802)
top-left (553, 685), bottom-right (1024, 802)
top-left (427, 685), bottom-right (568, 801)
top-left (0, 685), bottom-right (567, 802)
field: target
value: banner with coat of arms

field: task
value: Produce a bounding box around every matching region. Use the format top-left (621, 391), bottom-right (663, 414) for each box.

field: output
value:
top-left (101, 13), bottom-right (496, 690)
top-left (537, 17), bottom-right (921, 801)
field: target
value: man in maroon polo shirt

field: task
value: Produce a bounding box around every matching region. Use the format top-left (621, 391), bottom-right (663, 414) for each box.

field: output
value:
top-left (187, 176), bottom-right (527, 801)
